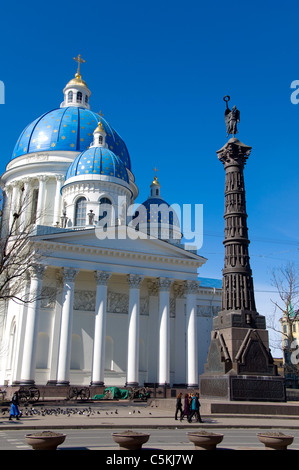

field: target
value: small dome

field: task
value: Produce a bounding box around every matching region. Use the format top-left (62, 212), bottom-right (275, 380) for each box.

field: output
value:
top-left (136, 197), bottom-right (181, 227)
top-left (65, 146), bottom-right (129, 183)
top-left (65, 72), bottom-right (89, 89)
top-left (12, 107), bottom-right (131, 170)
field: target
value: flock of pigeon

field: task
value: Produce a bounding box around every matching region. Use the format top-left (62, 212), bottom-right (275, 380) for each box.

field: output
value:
top-left (1, 405), bottom-right (153, 418)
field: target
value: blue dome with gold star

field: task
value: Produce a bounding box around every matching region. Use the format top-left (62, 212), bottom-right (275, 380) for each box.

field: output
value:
top-left (65, 146), bottom-right (129, 183)
top-left (12, 107), bottom-right (131, 170)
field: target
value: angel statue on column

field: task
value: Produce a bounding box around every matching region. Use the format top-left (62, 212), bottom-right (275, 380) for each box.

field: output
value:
top-left (223, 95), bottom-right (240, 137)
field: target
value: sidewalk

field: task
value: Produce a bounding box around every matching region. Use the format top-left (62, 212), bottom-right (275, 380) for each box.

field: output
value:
top-left (2, 400), bottom-right (299, 431)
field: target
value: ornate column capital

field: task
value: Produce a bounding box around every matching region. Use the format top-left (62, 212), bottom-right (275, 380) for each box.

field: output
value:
top-left (127, 274), bottom-right (144, 289)
top-left (63, 267), bottom-right (79, 282)
top-left (55, 174), bottom-right (65, 182)
top-left (217, 139), bottom-right (252, 169)
top-left (158, 277), bottom-right (172, 292)
top-left (185, 280), bottom-right (200, 295)
top-left (38, 175), bottom-right (49, 182)
top-left (29, 264), bottom-right (46, 281)
top-left (94, 271), bottom-right (111, 286)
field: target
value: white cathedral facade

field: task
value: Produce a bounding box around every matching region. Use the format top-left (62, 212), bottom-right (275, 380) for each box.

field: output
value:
top-left (0, 58), bottom-right (221, 388)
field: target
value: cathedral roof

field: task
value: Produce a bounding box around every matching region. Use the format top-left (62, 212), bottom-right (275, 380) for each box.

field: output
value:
top-left (65, 146), bottom-right (129, 183)
top-left (12, 107), bottom-right (131, 170)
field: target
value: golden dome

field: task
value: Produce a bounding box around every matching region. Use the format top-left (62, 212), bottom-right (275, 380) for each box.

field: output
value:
top-left (152, 175), bottom-right (160, 185)
top-left (66, 72), bottom-right (89, 89)
top-left (94, 120), bottom-right (106, 134)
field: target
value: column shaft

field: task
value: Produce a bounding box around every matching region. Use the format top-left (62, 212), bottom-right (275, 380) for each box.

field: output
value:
top-left (91, 271), bottom-right (111, 385)
top-left (56, 268), bottom-right (78, 385)
top-left (53, 175), bottom-right (64, 226)
top-left (126, 275), bottom-right (143, 386)
top-left (186, 281), bottom-right (199, 387)
top-left (158, 278), bottom-right (172, 386)
top-left (20, 264), bottom-right (45, 384)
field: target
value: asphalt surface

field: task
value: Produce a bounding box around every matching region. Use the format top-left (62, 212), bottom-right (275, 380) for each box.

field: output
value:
top-left (2, 399), bottom-right (299, 456)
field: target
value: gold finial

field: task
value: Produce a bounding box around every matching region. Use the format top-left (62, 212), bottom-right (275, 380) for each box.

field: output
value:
top-left (94, 120), bottom-right (106, 134)
top-left (152, 167), bottom-right (160, 185)
top-left (73, 54), bottom-right (86, 78)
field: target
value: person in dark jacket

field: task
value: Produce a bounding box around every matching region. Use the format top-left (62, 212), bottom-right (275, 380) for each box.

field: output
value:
top-left (181, 393), bottom-right (191, 421)
top-left (9, 391), bottom-right (20, 420)
top-left (175, 392), bottom-right (183, 420)
top-left (188, 393), bottom-right (203, 423)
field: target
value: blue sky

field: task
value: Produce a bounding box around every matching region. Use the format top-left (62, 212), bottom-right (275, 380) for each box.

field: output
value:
top-left (0, 0), bottom-right (298, 354)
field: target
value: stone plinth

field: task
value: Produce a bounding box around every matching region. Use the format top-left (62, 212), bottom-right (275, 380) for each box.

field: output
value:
top-left (200, 374), bottom-right (286, 402)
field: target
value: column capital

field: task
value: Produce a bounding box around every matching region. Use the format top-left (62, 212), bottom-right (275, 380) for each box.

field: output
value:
top-left (55, 174), bottom-right (65, 182)
top-left (127, 274), bottom-right (144, 289)
top-left (38, 175), bottom-right (49, 182)
top-left (94, 271), bottom-right (111, 286)
top-left (185, 280), bottom-right (200, 295)
top-left (11, 180), bottom-right (22, 189)
top-left (158, 277), bottom-right (172, 292)
top-left (29, 264), bottom-right (46, 280)
top-left (63, 267), bottom-right (79, 282)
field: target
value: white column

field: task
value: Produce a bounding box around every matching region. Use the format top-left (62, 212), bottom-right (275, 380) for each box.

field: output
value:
top-left (9, 181), bottom-right (21, 228)
top-left (186, 280), bottom-right (199, 387)
top-left (126, 274), bottom-right (144, 386)
top-left (173, 283), bottom-right (186, 385)
top-left (91, 271), bottom-right (111, 385)
top-left (56, 267), bottom-right (78, 385)
top-left (20, 264), bottom-right (45, 384)
top-left (53, 174), bottom-right (65, 226)
top-left (158, 277), bottom-right (172, 386)
top-left (20, 178), bottom-right (31, 229)
top-left (147, 280), bottom-right (159, 384)
top-left (36, 175), bottom-right (48, 223)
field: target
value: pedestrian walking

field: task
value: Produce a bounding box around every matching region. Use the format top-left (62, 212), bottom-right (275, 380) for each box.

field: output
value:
top-left (9, 391), bottom-right (20, 420)
top-left (188, 392), bottom-right (203, 423)
top-left (175, 392), bottom-right (183, 420)
top-left (181, 393), bottom-right (191, 421)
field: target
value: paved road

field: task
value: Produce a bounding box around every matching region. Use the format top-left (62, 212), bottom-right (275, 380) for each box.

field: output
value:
top-left (1, 427), bottom-right (299, 451)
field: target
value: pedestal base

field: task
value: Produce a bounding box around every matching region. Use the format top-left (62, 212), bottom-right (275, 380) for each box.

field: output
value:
top-left (199, 374), bottom-right (286, 402)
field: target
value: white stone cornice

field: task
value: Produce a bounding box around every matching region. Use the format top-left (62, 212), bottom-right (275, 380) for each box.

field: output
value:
top-left (33, 240), bottom-right (201, 269)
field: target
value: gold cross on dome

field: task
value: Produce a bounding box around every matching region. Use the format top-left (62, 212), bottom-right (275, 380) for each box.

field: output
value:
top-left (98, 110), bottom-right (104, 117)
top-left (153, 167), bottom-right (158, 177)
top-left (73, 54), bottom-right (86, 75)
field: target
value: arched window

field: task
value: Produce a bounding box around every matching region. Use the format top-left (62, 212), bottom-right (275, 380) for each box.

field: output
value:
top-left (77, 91), bottom-right (82, 103)
top-left (75, 197), bottom-right (87, 226)
top-left (85, 95), bottom-right (89, 105)
top-left (98, 197), bottom-right (112, 228)
top-left (67, 91), bottom-right (73, 103)
top-left (98, 135), bottom-right (103, 145)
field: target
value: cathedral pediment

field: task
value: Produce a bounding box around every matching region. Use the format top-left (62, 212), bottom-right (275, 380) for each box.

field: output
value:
top-left (32, 225), bottom-right (206, 271)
